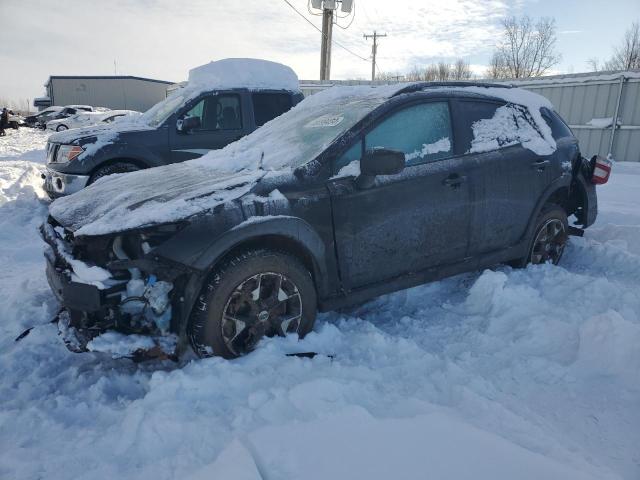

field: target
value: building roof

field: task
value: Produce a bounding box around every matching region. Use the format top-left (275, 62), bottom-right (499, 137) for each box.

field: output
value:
top-left (45, 75), bottom-right (174, 87)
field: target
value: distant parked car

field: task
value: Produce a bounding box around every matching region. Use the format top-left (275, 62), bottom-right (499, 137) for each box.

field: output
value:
top-left (6, 110), bottom-right (25, 129)
top-left (43, 59), bottom-right (303, 197)
top-left (46, 110), bottom-right (141, 132)
top-left (24, 107), bottom-right (64, 127)
top-left (41, 81), bottom-right (607, 360)
top-left (36, 105), bottom-right (96, 129)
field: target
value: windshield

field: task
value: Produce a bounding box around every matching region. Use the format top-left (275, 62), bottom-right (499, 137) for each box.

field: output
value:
top-left (191, 84), bottom-right (405, 173)
top-left (140, 93), bottom-right (186, 127)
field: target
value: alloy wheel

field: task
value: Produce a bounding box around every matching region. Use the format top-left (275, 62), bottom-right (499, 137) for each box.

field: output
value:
top-left (531, 219), bottom-right (567, 265)
top-left (221, 272), bottom-right (303, 356)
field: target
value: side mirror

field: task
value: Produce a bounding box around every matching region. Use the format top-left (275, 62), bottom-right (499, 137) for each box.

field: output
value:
top-left (356, 148), bottom-right (405, 188)
top-left (177, 115), bottom-right (201, 133)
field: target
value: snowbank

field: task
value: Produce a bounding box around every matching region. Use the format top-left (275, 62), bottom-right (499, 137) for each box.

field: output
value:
top-left (1, 127), bottom-right (639, 480)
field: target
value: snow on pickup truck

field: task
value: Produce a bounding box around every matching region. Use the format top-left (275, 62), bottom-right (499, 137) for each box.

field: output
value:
top-left (42, 58), bottom-right (304, 197)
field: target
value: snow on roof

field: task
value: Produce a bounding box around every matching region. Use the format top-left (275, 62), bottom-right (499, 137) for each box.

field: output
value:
top-left (187, 58), bottom-right (300, 92)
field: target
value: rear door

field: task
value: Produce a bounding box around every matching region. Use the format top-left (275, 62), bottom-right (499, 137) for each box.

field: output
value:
top-left (329, 99), bottom-right (474, 291)
top-left (452, 99), bottom-right (556, 255)
top-left (170, 92), bottom-right (248, 163)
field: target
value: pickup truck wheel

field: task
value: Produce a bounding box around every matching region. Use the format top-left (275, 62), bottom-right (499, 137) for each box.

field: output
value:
top-left (56, 124), bottom-right (68, 132)
top-left (88, 162), bottom-right (141, 185)
top-left (188, 249), bottom-right (317, 359)
top-left (526, 205), bottom-right (568, 266)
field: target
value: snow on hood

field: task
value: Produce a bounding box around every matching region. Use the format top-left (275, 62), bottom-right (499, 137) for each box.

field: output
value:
top-left (49, 84), bottom-right (406, 236)
top-left (49, 163), bottom-right (265, 236)
top-left (188, 58), bottom-right (299, 92)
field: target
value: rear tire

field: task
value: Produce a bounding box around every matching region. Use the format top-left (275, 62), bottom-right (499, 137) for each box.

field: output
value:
top-left (88, 162), bottom-right (141, 185)
top-left (515, 204), bottom-right (568, 267)
top-left (188, 249), bottom-right (317, 359)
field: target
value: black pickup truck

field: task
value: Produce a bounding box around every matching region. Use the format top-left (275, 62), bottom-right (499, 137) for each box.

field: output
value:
top-left (42, 87), bottom-right (303, 197)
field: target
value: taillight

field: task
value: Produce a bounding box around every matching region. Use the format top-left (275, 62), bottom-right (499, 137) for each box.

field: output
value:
top-left (591, 155), bottom-right (612, 185)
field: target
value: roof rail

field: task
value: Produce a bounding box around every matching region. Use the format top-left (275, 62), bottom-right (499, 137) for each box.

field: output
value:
top-left (392, 81), bottom-right (513, 96)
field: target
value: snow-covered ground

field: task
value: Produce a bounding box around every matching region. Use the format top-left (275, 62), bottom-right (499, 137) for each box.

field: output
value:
top-left (0, 127), bottom-right (638, 480)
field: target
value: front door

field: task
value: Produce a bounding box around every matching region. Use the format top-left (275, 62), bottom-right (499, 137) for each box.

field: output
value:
top-left (329, 100), bottom-right (474, 291)
top-left (170, 93), bottom-right (247, 163)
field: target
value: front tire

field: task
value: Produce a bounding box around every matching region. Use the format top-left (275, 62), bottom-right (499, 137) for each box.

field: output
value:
top-left (56, 124), bottom-right (68, 132)
top-left (188, 249), bottom-right (317, 359)
top-left (88, 162), bottom-right (141, 185)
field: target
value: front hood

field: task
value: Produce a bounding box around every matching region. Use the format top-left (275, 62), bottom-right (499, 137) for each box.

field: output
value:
top-left (48, 120), bottom-right (152, 145)
top-left (49, 161), bottom-right (266, 237)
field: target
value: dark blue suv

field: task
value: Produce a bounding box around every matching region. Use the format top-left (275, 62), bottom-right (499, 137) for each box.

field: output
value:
top-left (41, 82), bottom-right (601, 360)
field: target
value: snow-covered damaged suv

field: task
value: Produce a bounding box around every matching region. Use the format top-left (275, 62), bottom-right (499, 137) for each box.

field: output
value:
top-left (40, 81), bottom-right (605, 360)
top-left (42, 59), bottom-right (303, 198)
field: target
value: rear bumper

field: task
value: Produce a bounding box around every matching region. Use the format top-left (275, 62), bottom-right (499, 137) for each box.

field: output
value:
top-left (42, 167), bottom-right (90, 197)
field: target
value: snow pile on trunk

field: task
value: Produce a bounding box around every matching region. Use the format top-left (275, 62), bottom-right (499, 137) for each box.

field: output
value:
top-left (188, 58), bottom-right (300, 92)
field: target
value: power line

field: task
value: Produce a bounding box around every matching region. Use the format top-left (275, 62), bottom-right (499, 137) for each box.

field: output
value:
top-left (282, 0), bottom-right (369, 62)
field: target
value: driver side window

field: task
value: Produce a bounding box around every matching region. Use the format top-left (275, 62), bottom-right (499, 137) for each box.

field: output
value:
top-left (366, 102), bottom-right (453, 167)
top-left (184, 94), bottom-right (243, 131)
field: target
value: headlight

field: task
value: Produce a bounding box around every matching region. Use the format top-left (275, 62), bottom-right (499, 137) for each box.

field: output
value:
top-left (56, 145), bottom-right (84, 163)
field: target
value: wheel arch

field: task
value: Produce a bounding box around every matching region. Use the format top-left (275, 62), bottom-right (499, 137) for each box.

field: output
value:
top-left (176, 216), bottom-right (330, 334)
top-left (521, 176), bottom-right (572, 246)
top-left (87, 157), bottom-right (150, 181)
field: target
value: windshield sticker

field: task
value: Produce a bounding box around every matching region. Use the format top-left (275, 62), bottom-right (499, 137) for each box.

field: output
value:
top-left (305, 114), bottom-right (344, 128)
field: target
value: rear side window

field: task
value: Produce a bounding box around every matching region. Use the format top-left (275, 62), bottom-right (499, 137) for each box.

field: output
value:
top-left (252, 93), bottom-right (293, 127)
top-left (541, 107), bottom-right (573, 140)
top-left (453, 100), bottom-right (503, 153)
top-left (365, 101), bottom-right (453, 167)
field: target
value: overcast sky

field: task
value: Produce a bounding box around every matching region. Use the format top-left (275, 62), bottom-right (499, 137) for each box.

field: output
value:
top-left (1, 0), bottom-right (639, 105)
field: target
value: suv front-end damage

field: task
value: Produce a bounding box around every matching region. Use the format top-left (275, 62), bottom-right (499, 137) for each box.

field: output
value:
top-left (40, 218), bottom-right (191, 359)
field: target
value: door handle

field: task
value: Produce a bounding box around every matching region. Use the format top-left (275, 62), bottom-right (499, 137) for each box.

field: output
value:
top-left (443, 174), bottom-right (467, 188)
top-left (531, 160), bottom-right (550, 170)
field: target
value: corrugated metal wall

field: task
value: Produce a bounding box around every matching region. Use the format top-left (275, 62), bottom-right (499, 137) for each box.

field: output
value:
top-left (50, 77), bottom-right (171, 112)
top-left (514, 73), bottom-right (640, 162)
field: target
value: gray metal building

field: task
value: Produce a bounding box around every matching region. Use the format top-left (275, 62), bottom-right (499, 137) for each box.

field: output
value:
top-left (39, 75), bottom-right (174, 112)
top-left (301, 70), bottom-right (640, 162)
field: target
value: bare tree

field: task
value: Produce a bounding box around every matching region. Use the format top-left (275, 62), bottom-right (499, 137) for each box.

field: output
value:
top-left (586, 57), bottom-right (600, 72)
top-left (380, 58), bottom-right (473, 82)
top-left (452, 59), bottom-right (472, 80)
top-left (488, 15), bottom-right (561, 79)
top-left (605, 21), bottom-right (640, 70)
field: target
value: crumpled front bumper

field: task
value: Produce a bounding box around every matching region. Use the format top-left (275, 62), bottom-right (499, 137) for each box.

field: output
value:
top-left (41, 222), bottom-right (125, 313)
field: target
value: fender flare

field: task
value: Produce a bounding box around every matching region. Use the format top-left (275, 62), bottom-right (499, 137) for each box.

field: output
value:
top-left (520, 174), bottom-right (572, 246)
top-left (175, 216), bottom-right (330, 335)
top-left (192, 216), bottom-right (328, 289)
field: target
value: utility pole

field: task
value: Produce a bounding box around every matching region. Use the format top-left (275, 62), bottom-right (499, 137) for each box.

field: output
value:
top-left (364, 31), bottom-right (387, 81)
top-left (319, 6), bottom-right (333, 80)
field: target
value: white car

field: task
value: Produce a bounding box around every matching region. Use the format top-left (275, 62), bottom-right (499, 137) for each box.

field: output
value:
top-left (46, 110), bottom-right (140, 131)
